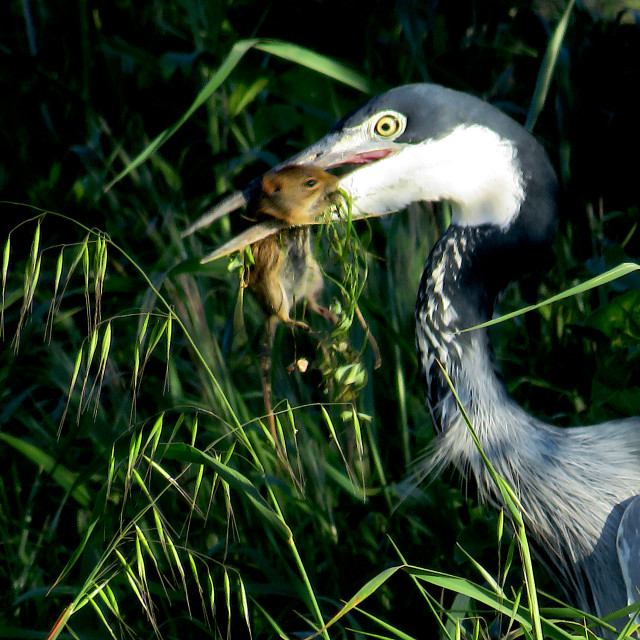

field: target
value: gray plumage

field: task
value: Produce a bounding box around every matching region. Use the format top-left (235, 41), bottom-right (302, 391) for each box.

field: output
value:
top-left (414, 221), bottom-right (640, 623)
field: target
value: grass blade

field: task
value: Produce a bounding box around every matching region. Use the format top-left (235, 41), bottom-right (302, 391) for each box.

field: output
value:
top-left (255, 40), bottom-right (372, 93)
top-left (162, 443), bottom-right (292, 541)
top-left (105, 39), bottom-right (371, 190)
top-left (1, 234), bottom-right (10, 336)
top-left (526, 0), bottom-right (575, 131)
top-left (310, 566), bottom-right (405, 638)
top-left (0, 432), bottom-right (91, 507)
top-left (461, 262), bottom-right (640, 333)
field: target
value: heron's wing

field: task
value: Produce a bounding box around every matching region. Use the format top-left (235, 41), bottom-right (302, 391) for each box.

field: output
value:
top-left (617, 495), bottom-right (640, 607)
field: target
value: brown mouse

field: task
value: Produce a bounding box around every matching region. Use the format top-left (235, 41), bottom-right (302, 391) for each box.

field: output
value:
top-left (245, 165), bottom-right (339, 446)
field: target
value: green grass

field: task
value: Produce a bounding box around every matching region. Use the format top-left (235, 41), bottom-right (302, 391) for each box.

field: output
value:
top-left (2, 1), bottom-right (640, 638)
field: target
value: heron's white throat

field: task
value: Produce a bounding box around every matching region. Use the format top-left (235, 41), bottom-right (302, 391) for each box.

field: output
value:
top-left (339, 124), bottom-right (525, 228)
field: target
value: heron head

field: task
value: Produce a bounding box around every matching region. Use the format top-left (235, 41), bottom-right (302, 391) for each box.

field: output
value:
top-left (186, 83), bottom-right (557, 263)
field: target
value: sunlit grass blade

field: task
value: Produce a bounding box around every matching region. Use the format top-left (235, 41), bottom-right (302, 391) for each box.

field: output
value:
top-left (456, 545), bottom-right (505, 598)
top-left (461, 262), bottom-right (640, 334)
top-left (311, 565), bottom-right (405, 637)
top-left (115, 548), bottom-right (159, 633)
top-left (45, 247), bottom-right (64, 341)
top-left (91, 320), bottom-right (112, 416)
top-left (85, 325), bottom-right (99, 372)
top-left (350, 405), bottom-right (364, 459)
top-left (1, 234), bottom-right (10, 336)
top-left (321, 406), bottom-right (354, 482)
top-left (407, 567), bottom-right (531, 626)
top-left (152, 508), bottom-right (169, 558)
top-left (163, 443), bottom-right (293, 541)
top-left (252, 599), bottom-right (291, 639)
top-left (187, 554), bottom-right (206, 618)
top-left (106, 39), bottom-right (371, 190)
top-left (82, 232), bottom-right (91, 332)
top-left (58, 344), bottom-right (84, 433)
top-left (255, 40), bottom-right (373, 93)
top-left (45, 603), bottom-right (75, 640)
top-left (165, 533), bottom-right (189, 611)
top-left (408, 566), bottom-right (578, 640)
top-left (206, 570), bottom-right (216, 620)
top-left (132, 312), bottom-right (150, 389)
top-left (144, 316), bottom-right (170, 370)
top-left (89, 589), bottom-right (121, 640)
top-left (13, 221), bottom-right (43, 349)
top-left (435, 359), bottom-right (546, 640)
top-left (135, 524), bottom-right (159, 581)
top-left (134, 533), bottom-right (146, 586)
top-left (143, 413), bottom-right (164, 461)
top-left (164, 313), bottom-right (172, 391)
top-left (224, 568), bottom-right (232, 635)
top-left (349, 607), bottom-right (418, 640)
top-left (92, 232), bottom-right (108, 328)
top-left (29, 216), bottom-right (40, 274)
top-left (238, 574), bottom-right (252, 638)
top-left (126, 429), bottom-right (144, 493)
top-left (143, 458), bottom-right (201, 514)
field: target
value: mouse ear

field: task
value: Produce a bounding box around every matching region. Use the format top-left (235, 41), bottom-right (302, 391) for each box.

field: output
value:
top-left (261, 172), bottom-right (279, 196)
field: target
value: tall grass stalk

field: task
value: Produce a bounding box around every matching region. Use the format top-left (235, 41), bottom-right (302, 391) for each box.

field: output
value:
top-left (3, 209), bottom-right (338, 639)
top-left (105, 39), bottom-right (372, 191)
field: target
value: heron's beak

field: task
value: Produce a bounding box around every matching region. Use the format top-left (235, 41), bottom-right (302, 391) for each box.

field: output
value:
top-left (183, 130), bottom-right (401, 262)
top-left (281, 131), bottom-right (396, 171)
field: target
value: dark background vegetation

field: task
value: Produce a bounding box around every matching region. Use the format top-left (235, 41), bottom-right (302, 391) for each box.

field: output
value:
top-left (1, 1), bottom-right (640, 638)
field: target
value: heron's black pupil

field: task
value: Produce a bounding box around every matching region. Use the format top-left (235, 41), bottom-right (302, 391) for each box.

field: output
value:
top-left (376, 116), bottom-right (399, 136)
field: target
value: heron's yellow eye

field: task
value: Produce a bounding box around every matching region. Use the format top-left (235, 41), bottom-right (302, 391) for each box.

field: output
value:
top-left (374, 114), bottom-right (401, 137)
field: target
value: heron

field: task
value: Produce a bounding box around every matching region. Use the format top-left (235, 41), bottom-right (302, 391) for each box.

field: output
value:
top-left (184, 83), bottom-right (640, 630)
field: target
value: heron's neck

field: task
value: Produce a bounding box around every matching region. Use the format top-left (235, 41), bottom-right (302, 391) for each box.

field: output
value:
top-left (415, 224), bottom-right (537, 470)
top-left (414, 222), bottom-right (639, 621)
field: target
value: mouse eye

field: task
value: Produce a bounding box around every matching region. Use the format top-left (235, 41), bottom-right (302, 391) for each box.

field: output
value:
top-left (303, 179), bottom-right (318, 188)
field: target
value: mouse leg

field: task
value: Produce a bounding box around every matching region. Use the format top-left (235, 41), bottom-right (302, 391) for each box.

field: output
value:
top-left (259, 314), bottom-right (281, 447)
